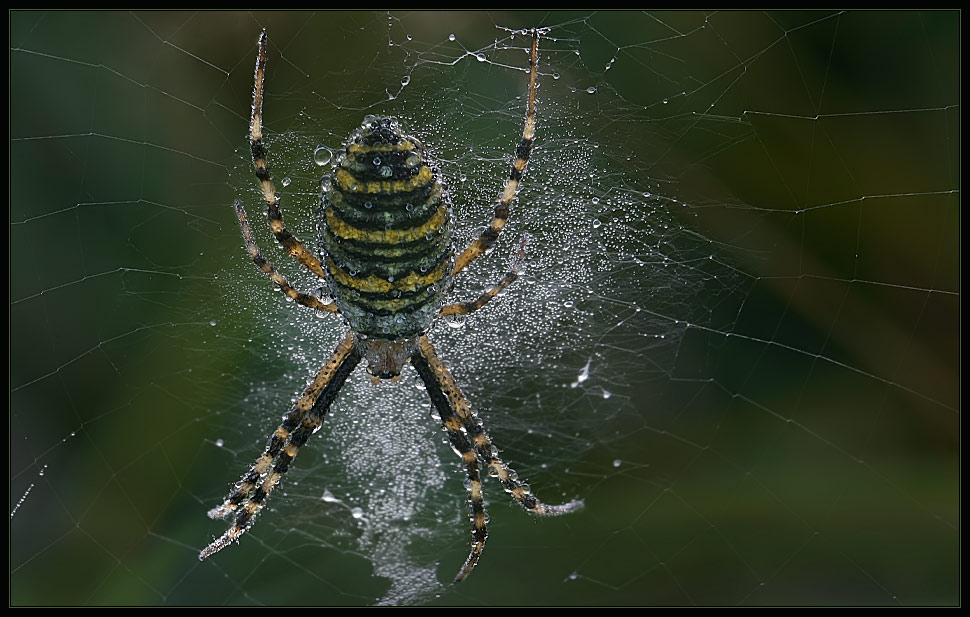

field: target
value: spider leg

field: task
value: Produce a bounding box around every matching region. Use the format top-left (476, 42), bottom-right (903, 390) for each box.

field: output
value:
top-left (236, 201), bottom-right (337, 313)
top-left (200, 332), bottom-right (361, 559)
top-left (249, 30), bottom-right (328, 280)
top-left (410, 340), bottom-right (488, 582)
top-left (441, 234), bottom-right (527, 317)
top-left (451, 29), bottom-right (539, 279)
top-left (412, 335), bottom-right (582, 582)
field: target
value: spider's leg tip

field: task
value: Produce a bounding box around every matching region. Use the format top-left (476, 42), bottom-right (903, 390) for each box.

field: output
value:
top-left (538, 498), bottom-right (584, 516)
top-left (564, 498), bottom-right (585, 512)
top-left (207, 504), bottom-right (231, 520)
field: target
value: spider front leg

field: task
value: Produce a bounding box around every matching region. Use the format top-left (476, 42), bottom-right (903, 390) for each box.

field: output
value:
top-left (201, 332), bottom-right (361, 559)
top-left (412, 335), bottom-right (582, 582)
top-left (451, 29), bottom-right (539, 280)
top-left (249, 29), bottom-right (327, 280)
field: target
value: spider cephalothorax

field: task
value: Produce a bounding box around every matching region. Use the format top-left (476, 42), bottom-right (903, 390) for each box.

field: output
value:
top-left (200, 28), bottom-right (581, 583)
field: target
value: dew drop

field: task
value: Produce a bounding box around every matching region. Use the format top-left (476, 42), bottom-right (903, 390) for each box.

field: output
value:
top-left (215, 439), bottom-right (225, 447)
top-left (613, 459), bottom-right (622, 468)
top-left (475, 53), bottom-right (486, 62)
top-left (592, 218), bottom-right (602, 229)
top-left (322, 490), bottom-right (339, 503)
top-left (570, 358), bottom-right (591, 388)
top-left (209, 319), bottom-right (217, 327)
top-left (314, 146), bottom-right (333, 166)
top-left (586, 86), bottom-right (597, 94)
top-left (281, 177), bottom-right (291, 187)
top-left (401, 75), bottom-right (411, 86)
top-left (563, 300), bottom-right (574, 308)
top-left (448, 33), bottom-right (456, 41)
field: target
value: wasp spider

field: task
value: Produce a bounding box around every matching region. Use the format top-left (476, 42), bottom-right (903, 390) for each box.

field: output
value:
top-left (200, 29), bottom-right (581, 582)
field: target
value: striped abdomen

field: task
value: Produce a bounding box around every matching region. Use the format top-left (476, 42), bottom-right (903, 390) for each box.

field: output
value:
top-left (319, 116), bottom-right (453, 339)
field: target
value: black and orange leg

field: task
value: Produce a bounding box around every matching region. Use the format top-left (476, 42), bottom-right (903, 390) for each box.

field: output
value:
top-left (201, 332), bottom-right (361, 559)
top-left (412, 335), bottom-right (582, 581)
top-left (236, 201), bottom-right (337, 313)
top-left (411, 341), bottom-right (488, 582)
top-left (441, 234), bottom-right (528, 318)
top-left (249, 30), bottom-right (328, 280)
top-left (451, 29), bottom-right (540, 279)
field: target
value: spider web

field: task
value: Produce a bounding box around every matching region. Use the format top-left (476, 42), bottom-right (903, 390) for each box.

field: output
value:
top-left (10, 11), bottom-right (958, 606)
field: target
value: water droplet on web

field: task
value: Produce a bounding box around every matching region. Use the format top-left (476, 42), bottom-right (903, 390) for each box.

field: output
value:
top-left (401, 75), bottom-right (410, 86)
top-left (281, 177), bottom-right (291, 187)
top-left (613, 459), bottom-right (622, 467)
top-left (448, 33), bottom-right (456, 41)
top-left (662, 98), bottom-right (669, 104)
top-left (563, 300), bottom-right (574, 308)
top-left (215, 439), bottom-right (224, 447)
top-left (553, 72), bottom-right (560, 80)
top-left (351, 507), bottom-right (364, 520)
top-left (586, 86), bottom-right (597, 94)
top-left (314, 146), bottom-right (333, 166)
top-left (321, 490), bottom-right (339, 503)
top-left (569, 359), bottom-right (592, 388)
top-left (605, 57), bottom-right (616, 70)
top-left (209, 319), bottom-right (217, 326)
top-left (591, 196), bottom-right (600, 205)
top-left (475, 53), bottom-right (486, 62)
top-left (592, 218), bottom-right (602, 229)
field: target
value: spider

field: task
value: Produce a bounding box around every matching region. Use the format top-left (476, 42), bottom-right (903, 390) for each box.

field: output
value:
top-left (199, 28), bottom-right (582, 583)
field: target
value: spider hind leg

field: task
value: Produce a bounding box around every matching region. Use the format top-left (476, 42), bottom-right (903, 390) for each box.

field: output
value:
top-left (249, 29), bottom-right (328, 280)
top-left (451, 29), bottom-right (540, 280)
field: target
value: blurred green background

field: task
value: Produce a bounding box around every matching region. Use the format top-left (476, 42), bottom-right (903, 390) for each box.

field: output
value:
top-left (10, 11), bottom-right (958, 605)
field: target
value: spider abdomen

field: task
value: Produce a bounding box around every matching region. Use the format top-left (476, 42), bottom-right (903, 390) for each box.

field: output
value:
top-left (320, 116), bottom-right (453, 339)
